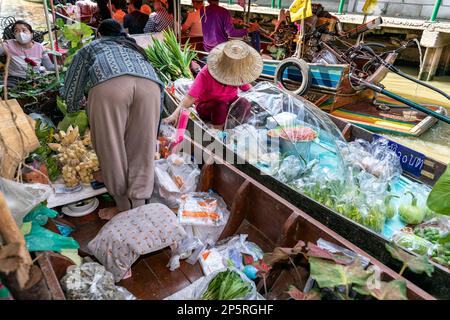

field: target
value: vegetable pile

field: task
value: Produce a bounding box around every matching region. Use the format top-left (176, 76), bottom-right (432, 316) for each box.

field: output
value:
top-left (201, 270), bottom-right (252, 300)
top-left (48, 126), bottom-right (99, 188)
top-left (145, 29), bottom-right (197, 84)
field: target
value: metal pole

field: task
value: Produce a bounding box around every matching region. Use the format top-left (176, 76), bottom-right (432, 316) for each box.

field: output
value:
top-left (430, 0), bottom-right (442, 22)
top-left (277, 0), bottom-right (281, 9)
top-left (43, 0), bottom-right (60, 82)
top-left (271, 0), bottom-right (275, 9)
top-left (338, 0), bottom-right (345, 14)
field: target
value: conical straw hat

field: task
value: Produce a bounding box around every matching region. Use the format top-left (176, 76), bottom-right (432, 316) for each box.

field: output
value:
top-left (207, 40), bottom-right (263, 86)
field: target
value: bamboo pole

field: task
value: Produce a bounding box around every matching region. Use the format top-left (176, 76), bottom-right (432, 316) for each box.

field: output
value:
top-left (43, 0), bottom-right (60, 82)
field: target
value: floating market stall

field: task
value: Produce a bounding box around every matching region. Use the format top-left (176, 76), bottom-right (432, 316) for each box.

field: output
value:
top-left (16, 142), bottom-right (435, 300)
top-left (165, 80), bottom-right (449, 299)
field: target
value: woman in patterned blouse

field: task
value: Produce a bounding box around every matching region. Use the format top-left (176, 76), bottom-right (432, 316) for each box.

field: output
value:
top-left (143, 0), bottom-right (174, 33)
top-left (61, 19), bottom-right (164, 219)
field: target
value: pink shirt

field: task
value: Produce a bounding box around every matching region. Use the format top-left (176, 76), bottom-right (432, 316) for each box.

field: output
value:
top-left (188, 66), bottom-right (251, 106)
top-left (0, 40), bottom-right (54, 78)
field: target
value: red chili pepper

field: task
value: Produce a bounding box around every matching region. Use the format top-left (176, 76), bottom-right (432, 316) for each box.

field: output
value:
top-left (24, 57), bottom-right (38, 67)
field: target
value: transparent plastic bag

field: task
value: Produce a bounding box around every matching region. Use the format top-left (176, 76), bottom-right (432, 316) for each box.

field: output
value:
top-left (173, 78), bottom-right (194, 101)
top-left (153, 154), bottom-right (200, 208)
top-left (0, 178), bottom-right (52, 227)
top-left (61, 262), bottom-right (137, 300)
top-left (392, 230), bottom-right (434, 256)
top-left (178, 192), bottom-right (229, 227)
top-left (215, 234), bottom-right (264, 271)
top-left (316, 238), bottom-right (371, 267)
top-left (338, 138), bottom-right (402, 182)
top-left (167, 236), bottom-right (204, 271)
top-left (193, 267), bottom-right (257, 300)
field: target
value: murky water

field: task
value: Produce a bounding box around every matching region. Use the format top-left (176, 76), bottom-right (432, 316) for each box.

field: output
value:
top-left (0, 0), bottom-right (46, 34)
top-left (382, 68), bottom-right (450, 164)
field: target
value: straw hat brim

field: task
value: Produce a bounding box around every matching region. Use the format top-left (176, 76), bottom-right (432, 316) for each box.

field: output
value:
top-left (207, 40), bottom-right (263, 87)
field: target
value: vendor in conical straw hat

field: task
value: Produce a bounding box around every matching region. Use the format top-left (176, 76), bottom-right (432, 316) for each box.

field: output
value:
top-left (164, 40), bottom-right (263, 129)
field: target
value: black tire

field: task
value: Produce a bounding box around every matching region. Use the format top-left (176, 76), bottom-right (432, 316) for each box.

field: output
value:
top-left (274, 57), bottom-right (311, 96)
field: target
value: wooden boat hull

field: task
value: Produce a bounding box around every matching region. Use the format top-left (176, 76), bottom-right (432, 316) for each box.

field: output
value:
top-left (36, 140), bottom-right (433, 300)
top-left (164, 91), bottom-right (449, 299)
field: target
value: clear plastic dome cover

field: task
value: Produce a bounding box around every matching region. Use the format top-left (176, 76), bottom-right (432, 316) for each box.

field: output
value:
top-left (173, 79), bottom-right (433, 238)
top-left (224, 81), bottom-right (350, 184)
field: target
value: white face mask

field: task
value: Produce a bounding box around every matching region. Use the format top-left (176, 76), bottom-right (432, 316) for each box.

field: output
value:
top-left (15, 32), bottom-right (32, 44)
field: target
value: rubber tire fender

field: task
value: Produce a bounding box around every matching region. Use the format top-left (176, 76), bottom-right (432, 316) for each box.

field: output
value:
top-left (274, 57), bottom-right (312, 96)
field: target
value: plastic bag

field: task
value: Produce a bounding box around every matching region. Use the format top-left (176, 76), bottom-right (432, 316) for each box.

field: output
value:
top-left (193, 267), bottom-right (257, 300)
top-left (413, 217), bottom-right (450, 243)
top-left (392, 230), bottom-right (434, 255)
top-left (316, 238), bottom-right (371, 267)
top-left (157, 124), bottom-right (177, 159)
top-left (167, 236), bottom-right (204, 271)
top-left (215, 234), bottom-right (264, 271)
top-left (173, 78), bottom-right (194, 101)
top-left (153, 153), bottom-right (200, 208)
top-left (338, 138), bottom-right (402, 182)
top-left (198, 247), bottom-right (226, 276)
top-left (60, 262), bottom-right (137, 300)
top-left (178, 192), bottom-right (229, 227)
top-left (23, 204), bottom-right (58, 226)
top-left (25, 223), bottom-right (79, 252)
top-left (0, 178), bottom-right (52, 227)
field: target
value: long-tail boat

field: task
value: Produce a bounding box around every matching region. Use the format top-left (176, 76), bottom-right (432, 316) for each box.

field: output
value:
top-left (163, 84), bottom-right (449, 299)
top-left (34, 142), bottom-right (434, 300)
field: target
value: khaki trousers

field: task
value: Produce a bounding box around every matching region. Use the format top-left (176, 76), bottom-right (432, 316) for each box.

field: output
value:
top-left (87, 75), bottom-right (161, 212)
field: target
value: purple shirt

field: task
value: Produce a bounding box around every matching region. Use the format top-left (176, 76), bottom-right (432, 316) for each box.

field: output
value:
top-left (200, 4), bottom-right (248, 52)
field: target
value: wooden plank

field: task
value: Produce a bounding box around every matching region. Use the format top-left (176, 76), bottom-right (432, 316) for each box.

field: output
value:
top-left (142, 250), bottom-right (191, 299)
top-left (218, 180), bottom-right (251, 240)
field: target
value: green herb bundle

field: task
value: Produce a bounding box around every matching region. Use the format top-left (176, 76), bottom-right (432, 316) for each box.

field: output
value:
top-left (201, 270), bottom-right (252, 300)
top-left (145, 29), bottom-right (197, 84)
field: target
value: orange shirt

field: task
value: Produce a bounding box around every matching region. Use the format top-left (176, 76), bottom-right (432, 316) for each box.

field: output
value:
top-left (113, 9), bottom-right (126, 25)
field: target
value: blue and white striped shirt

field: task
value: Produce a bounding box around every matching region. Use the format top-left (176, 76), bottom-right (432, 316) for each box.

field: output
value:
top-left (62, 37), bottom-right (164, 113)
top-left (143, 9), bottom-right (174, 33)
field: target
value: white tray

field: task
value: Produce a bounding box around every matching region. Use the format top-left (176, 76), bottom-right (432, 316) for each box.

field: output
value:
top-left (47, 181), bottom-right (107, 209)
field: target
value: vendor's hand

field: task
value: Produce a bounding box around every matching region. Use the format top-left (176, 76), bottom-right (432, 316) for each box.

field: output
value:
top-left (163, 114), bottom-right (178, 126)
top-left (247, 22), bottom-right (260, 33)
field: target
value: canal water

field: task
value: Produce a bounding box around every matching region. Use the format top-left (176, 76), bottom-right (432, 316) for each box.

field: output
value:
top-left (1, 1), bottom-right (449, 164)
top-left (382, 68), bottom-right (450, 164)
top-left (0, 0), bottom-right (46, 33)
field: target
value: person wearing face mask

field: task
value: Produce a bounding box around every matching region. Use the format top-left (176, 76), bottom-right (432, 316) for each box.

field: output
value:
top-left (61, 19), bottom-right (164, 220)
top-left (0, 20), bottom-right (55, 87)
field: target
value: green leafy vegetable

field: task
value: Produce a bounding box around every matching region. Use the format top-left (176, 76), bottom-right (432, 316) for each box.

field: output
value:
top-left (309, 257), bottom-right (372, 289)
top-left (58, 20), bottom-right (93, 64)
top-left (201, 270), bottom-right (252, 300)
top-left (353, 279), bottom-right (407, 300)
top-left (427, 165), bottom-right (450, 215)
top-left (385, 244), bottom-right (434, 277)
top-left (56, 96), bottom-right (89, 135)
top-left (145, 29), bottom-right (197, 84)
